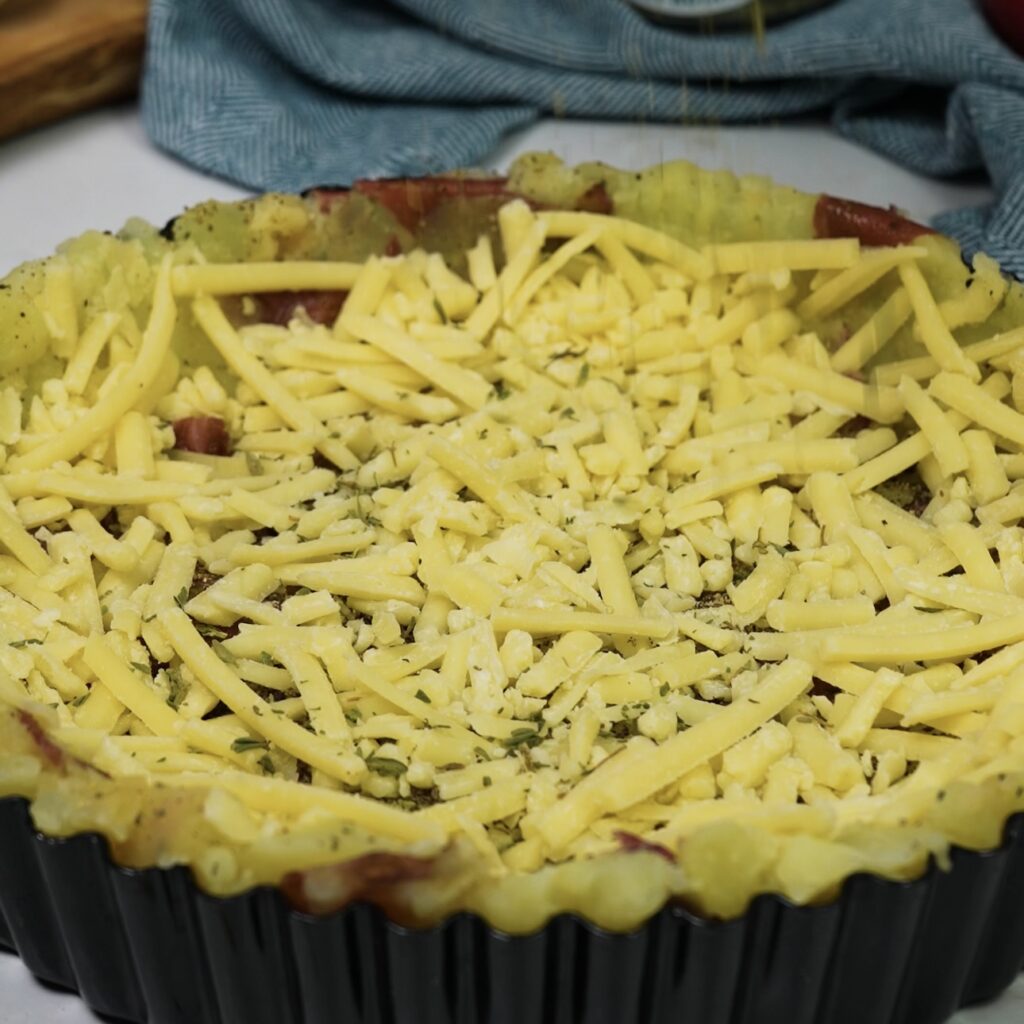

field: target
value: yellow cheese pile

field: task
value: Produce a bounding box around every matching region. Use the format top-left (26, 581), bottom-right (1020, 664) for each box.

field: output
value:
top-left (2, 199), bottom-right (1024, 881)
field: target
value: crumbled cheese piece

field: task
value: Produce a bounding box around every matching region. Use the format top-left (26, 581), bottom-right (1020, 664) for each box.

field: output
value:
top-left (7, 197), bottom-right (1024, 885)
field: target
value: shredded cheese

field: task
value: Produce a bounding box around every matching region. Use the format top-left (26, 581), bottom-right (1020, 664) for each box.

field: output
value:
top-left (3, 193), bottom-right (1024, 912)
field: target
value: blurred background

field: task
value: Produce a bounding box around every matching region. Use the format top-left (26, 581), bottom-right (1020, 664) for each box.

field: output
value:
top-left (0, 0), bottom-right (1020, 274)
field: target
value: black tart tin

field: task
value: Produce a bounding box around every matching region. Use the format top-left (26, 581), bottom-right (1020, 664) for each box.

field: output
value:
top-left (1, 794), bottom-right (1022, 1024)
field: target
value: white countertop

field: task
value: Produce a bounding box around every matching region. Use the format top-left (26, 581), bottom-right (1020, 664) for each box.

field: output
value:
top-left (0, 105), bottom-right (1019, 1023)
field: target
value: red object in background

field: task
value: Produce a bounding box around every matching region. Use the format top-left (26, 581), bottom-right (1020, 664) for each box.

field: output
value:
top-left (256, 289), bottom-right (347, 327)
top-left (352, 177), bottom-right (518, 231)
top-left (814, 194), bottom-right (933, 246)
top-left (983, 0), bottom-right (1024, 55)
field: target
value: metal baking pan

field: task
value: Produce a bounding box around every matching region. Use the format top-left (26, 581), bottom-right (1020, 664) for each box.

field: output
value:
top-left (1, 795), bottom-right (1022, 1024)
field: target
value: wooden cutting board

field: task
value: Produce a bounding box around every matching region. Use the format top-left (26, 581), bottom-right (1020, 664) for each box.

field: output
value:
top-left (0, 0), bottom-right (147, 142)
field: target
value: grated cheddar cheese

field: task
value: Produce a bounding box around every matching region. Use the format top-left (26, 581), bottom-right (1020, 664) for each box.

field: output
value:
top-left (2, 177), bottom-right (1024, 935)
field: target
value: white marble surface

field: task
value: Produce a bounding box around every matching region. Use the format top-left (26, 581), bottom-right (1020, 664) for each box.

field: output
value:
top-left (0, 105), bottom-right (1018, 1022)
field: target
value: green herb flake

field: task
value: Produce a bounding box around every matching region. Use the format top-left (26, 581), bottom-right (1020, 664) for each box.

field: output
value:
top-left (366, 756), bottom-right (407, 777)
top-left (257, 754), bottom-right (276, 775)
top-left (9, 639), bottom-right (42, 649)
top-left (432, 296), bottom-right (449, 324)
top-left (231, 737), bottom-right (269, 754)
top-left (174, 586), bottom-right (189, 609)
top-left (165, 668), bottom-right (186, 710)
top-left (559, 407), bottom-right (576, 419)
top-left (197, 623), bottom-right (229, 640)
top-left (257, 651), bottom-right (276, 666)
top-left (545, 346), bottom-right (585, 367)
top-left (577, 362), bottom-right (590, 386)
top-left (503, 727), bottom-right (541, 750)
top-left (483, 775), bottom-right (492, 788)
top-left (212, 640), bottom-right (236, 665)
top-left (491, 380), bottom-right (511, 400)
top-left (414, 689), bottom-right (431, 704)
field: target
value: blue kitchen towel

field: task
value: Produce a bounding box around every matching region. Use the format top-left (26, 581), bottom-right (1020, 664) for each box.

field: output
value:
top-left (143, 0), bottom-right (1024, 273)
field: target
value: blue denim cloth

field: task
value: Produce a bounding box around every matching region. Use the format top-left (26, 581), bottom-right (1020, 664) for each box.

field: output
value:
top-left (143, 0), bottom-right (1024, 272)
